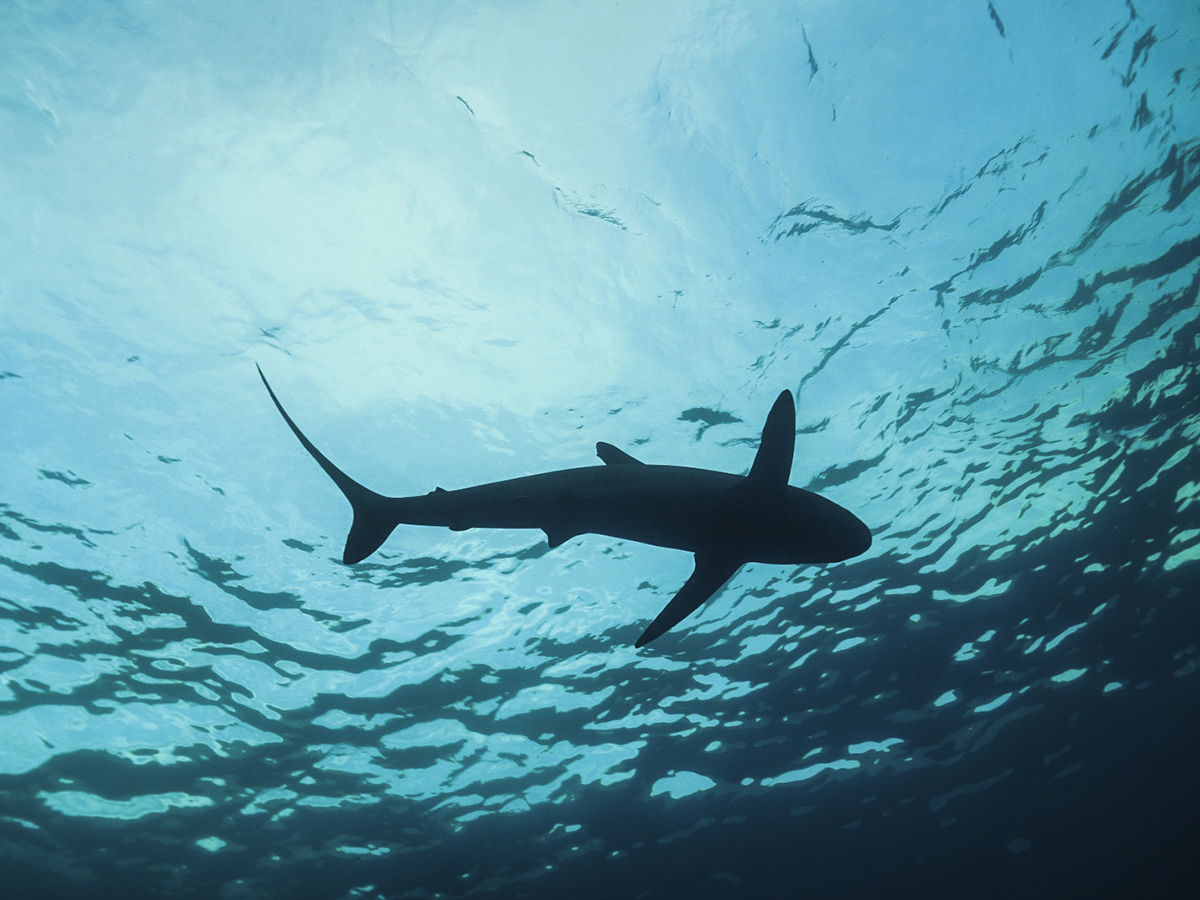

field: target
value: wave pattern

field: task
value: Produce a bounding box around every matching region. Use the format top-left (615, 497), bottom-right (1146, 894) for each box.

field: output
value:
top-left (2, 3), bottom-right (1198, 899)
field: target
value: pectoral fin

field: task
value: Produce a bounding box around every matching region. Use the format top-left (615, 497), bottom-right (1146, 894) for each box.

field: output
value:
top-left (635, 554), bottom-right (744, 648)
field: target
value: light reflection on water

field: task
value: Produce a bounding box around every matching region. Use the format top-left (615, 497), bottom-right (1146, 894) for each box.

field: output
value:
top-left (1, 1), bottom-right (1199, 898)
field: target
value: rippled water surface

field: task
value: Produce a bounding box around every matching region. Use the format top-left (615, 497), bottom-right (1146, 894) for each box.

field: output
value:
top-left (2, 2), bottom-right (1198, 898)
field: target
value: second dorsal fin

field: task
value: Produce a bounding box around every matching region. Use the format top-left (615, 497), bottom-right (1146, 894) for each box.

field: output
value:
top-left (597, 442), bottom-right (645, 466)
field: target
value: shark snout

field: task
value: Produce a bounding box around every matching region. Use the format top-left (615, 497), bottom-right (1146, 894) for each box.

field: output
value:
top-left (846, 512), bottom-right (872, 558)
top-left (830, 505), bottom-right (872, 560)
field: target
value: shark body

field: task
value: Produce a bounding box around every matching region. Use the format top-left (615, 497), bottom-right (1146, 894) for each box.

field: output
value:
top-left (258, 366), bottom-right (870, 646)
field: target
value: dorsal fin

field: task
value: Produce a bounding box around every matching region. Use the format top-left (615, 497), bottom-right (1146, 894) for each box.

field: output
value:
top-left (597, 442), bottom-right (645, 466)
top-left (747, 390), bottom-right (795, 487)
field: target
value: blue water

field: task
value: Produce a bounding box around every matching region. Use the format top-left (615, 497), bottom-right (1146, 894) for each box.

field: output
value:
top-left (2, 2), bottom-right (1198, 898)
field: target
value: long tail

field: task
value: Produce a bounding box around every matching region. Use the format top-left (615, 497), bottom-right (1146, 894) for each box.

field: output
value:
top-left (257, 364), bottom-right (402, 564)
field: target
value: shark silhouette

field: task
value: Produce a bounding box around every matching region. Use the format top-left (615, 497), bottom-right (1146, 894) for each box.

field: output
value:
top-left (258, 366), bottom-right (871, 646)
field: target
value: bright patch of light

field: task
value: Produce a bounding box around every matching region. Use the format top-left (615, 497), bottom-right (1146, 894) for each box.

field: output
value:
top-left (848, 738), bottom-right (903, 754)
top-left (788, 649), bottom-right (819, 670)
top-left (39, 791), bottom-right (213, 820)
top-left (336, 844), bottom-right (390, 856)
top-left (650, 771), bottom-right (716, 799)
top-left (761, 759), bottom-right (859, 786)
top-left (953, 642), bottom-right (980, 662)
top-left (973, 692), bottom-right (1012, 713)
top-left (832, 637), bottom-right (866, 653)
top-left (1164, 531), bottom-right (1200, 571)
top-left (1045, 623), bottom-right (1086, 651)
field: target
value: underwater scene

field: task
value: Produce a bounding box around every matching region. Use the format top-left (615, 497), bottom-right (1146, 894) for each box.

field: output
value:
top-left (2, 1), bottom-right (1198, 898)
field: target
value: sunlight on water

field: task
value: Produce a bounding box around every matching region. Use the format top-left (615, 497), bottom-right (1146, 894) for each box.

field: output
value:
top-left (1, 1), bottom-right (1198, 898)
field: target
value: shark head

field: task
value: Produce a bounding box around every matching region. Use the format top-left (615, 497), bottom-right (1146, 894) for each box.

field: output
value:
top-left (777, 486), bottom-right (872, 562)
top-left (726, 484), bottom-right (871, 565)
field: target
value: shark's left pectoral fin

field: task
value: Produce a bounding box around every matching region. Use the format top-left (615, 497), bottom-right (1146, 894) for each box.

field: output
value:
top-left (635, 554), bottom-right (744, 648)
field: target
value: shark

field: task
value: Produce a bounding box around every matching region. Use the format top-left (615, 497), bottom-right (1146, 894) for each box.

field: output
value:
top-left (258, 366), bottom-right (871, 647)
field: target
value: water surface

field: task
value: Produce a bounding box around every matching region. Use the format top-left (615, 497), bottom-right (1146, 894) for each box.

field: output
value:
top-left (1, 2), bottom-right (1198, 898)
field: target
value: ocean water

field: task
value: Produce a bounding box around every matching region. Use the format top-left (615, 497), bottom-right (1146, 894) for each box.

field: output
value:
top-left (2, 2), bottom-right (1198, 898)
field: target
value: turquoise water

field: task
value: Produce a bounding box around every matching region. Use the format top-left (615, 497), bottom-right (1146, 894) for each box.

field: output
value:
top-left (2, 2), bottom-right (1198, 898)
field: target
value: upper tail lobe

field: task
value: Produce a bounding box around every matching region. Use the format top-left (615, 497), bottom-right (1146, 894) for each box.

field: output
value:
top-left (257, 364), bottom-right (401, 564)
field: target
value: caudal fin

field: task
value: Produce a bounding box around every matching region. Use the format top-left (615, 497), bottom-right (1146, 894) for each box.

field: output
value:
top-left (257, 364), bottom-right (401, 564)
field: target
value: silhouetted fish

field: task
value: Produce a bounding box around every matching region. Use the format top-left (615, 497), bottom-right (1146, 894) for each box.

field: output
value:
top-left (258, 366), bottom-right (870, 646)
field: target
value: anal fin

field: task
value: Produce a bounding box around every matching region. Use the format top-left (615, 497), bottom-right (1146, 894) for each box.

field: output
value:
top-left (544, 526), bottom-right (577, 549)
top-left (635, 554), bottom-right (744, 648)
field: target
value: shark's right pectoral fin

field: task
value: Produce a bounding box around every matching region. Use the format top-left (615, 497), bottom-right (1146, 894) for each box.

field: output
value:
top-left (635, 554), bottom-right (744, 648)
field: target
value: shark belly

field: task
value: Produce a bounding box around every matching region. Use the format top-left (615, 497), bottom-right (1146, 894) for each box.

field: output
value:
top-left (395, 466), bottom-right (744, 553)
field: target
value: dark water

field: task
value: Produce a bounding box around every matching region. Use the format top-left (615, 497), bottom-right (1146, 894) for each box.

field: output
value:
top-left (2, 2), bottom-right (1198, 898)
